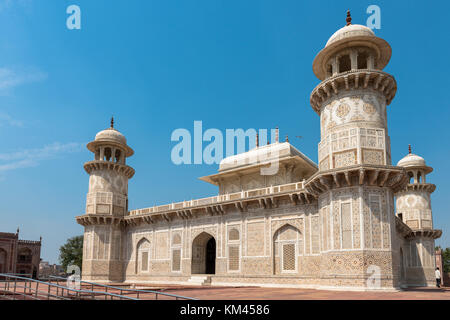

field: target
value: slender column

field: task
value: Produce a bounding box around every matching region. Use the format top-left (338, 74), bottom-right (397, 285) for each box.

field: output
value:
top-left (368, 54), bottom-right (375, 69)
top-left (350, 49), bottom-right (357, 70)
top-left (331, 57), bottom-right (338, 76)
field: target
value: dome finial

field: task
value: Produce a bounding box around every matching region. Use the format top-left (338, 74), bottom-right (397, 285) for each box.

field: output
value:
top-left (346, 10), bottom-right (352, 26)
top-left (408, 144), bottom-right (412, 154)
top-left (110, 116), bottom-right (114, 129)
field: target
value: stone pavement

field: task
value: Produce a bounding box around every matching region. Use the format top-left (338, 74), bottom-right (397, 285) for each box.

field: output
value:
top-left (154, 285), bottom-right (450, 300)
top-left (2, 280), bottom-right (450, 300)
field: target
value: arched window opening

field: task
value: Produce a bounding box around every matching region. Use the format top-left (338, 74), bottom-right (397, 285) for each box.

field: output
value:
top-left (115, 149), bottom-right (121, 163)
top-left (408, 171), bottom-right (413, 184)
top-left (172, 234), bottom-right (181, 246)
top-left (326, 64), bottom-right (333, 77)
top-left (228, 228), bottom-right (240, 241)
top-left (357, 51), bottom-right (368, 69)
top-left (135, 238), bottom-right (151, 274)
top-left (273, 224), bottom-right (302, 274)
top-left (171, 233), bottom-right (182, 272)
top-left (18, 248), bottom-right (32, 263)
top-left (338, 55), bottom-right (351, 73)
top-left (104, 148), bottom-right (112, 161)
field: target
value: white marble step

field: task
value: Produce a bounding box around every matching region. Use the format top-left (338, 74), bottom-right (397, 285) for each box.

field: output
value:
top-left (187, 275), bottom-right (211, 285)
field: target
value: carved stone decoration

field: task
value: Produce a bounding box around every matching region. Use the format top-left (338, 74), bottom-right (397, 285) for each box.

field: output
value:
top-left (363, 103), bottom-right (376, 115)
top-left (333, 150), bottom-right (356, 168)
top-left (336, 103), bottom-right (350, 118)
top-left (362, 149), bottom-right (384, 165)
top-left (350, 111), bottom-right (365, 121)
top-left (327, 120), bottom-right (336, 131)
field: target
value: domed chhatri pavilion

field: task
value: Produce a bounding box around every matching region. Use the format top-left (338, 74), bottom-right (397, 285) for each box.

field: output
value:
top-left (76, 12), bottom-right (442, 290)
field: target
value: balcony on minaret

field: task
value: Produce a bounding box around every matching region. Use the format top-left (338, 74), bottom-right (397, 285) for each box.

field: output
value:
top-left (84, 119), bottom-right (135, 179)
top-left (77, 119), bottom-right (135, 225)
top-left (326, 47), bottom-right (376, 78)
top-left (94, 146), bottom-right (126, 164)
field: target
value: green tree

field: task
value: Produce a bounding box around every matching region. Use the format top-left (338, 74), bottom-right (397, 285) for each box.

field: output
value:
top-left (436, 246), bottom-right (450, 273)
top-left (59, 235), bottom-right (83, 273)
top-left (442, 248), bottom-right (450, 273)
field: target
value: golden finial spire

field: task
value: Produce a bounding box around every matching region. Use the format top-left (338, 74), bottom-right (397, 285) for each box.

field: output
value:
top-left (256, 133), bottom-right (259, 147)
top-left (285, 135), bottom-right (289, 143)
top-left (408, 144), bottom-right (412, 154)
top-left (110, 116), bottom-right (114, 129)
top-left (346, 10), bottom-right (352, 26)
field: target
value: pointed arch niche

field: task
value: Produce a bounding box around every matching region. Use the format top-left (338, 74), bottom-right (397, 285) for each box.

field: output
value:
top-left (135, 237), bottom-right (151, 274)
top-left (273, 224), bottom-right (302, 274)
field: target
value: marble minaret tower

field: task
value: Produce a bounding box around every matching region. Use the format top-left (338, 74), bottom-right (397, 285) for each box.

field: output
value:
top-left (305, 12), bottom-right (408, 290)
top-left (76, 118), bottom-right (135, 282)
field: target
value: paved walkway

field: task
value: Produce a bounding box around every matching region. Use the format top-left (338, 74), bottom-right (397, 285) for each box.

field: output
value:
top-left (2, 281), bottom-right (449, 300)
top-left (151, 285), bottom-right (450, 300)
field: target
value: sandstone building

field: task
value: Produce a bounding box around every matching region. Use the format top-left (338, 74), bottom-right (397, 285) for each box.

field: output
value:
top-left (0, 229), bottom-right (41, 278)
top-left (76, 13), bottom-right (442, 290)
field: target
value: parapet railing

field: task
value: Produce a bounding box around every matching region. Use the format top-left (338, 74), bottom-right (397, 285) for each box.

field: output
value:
top-left (18, 240), bottom-right (41, 245)
top-left (129, 180), bottom-right (306, 216)
top-left (47, 275), bottom-right (197, 300)
top-left (0, 273), bottom-right (138, 300)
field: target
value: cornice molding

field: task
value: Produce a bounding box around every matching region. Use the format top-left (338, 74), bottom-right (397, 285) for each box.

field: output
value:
top-left (310, 69), bottom-right (396, 114)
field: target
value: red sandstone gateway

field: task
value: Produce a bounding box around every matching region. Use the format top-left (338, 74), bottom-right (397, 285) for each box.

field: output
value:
top-left (0, 229), bottom-right (41, 278)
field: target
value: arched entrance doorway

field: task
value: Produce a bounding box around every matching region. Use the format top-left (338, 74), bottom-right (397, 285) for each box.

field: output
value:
top-left (191, 232), bottom-right (216, 274)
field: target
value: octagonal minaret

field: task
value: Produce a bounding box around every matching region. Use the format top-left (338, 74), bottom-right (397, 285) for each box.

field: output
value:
top-left (395, 145), bottom-right (441, 286)
top-left (76, 118), bottom-right (135, 282)
top-left (305, 11), bottom-right (408, 290)
top-left (311, 11), bottom-right (396, 169)
top-left (396, 145), bottom-right (436, 230)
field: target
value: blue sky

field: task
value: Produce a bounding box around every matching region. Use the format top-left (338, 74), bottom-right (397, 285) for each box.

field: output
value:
top-left (0, 0), bottom-right (449, 263)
